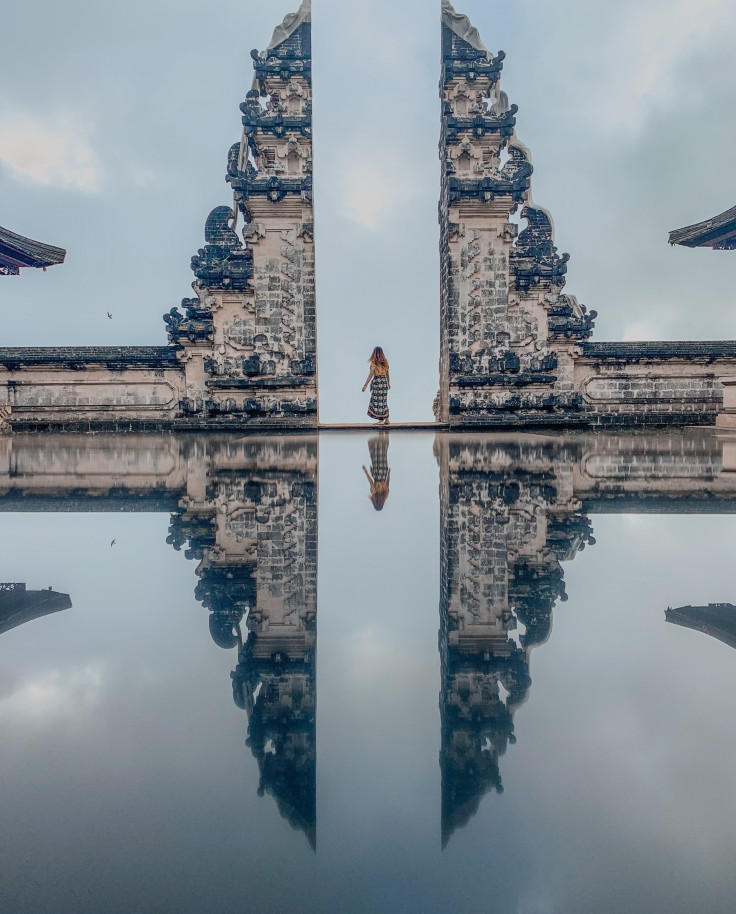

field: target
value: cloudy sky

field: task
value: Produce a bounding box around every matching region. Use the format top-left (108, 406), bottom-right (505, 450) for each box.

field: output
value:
top-left (1, 0), bottom-right (735, 421)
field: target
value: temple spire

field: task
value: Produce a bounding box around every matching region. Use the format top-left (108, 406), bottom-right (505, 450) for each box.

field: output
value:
top-left (441, 0), bottom-right (489, 55)
top-left (265, 0), bottom-right (312, 53)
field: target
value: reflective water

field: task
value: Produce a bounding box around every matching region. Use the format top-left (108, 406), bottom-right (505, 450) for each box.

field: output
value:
top-left (2, 430), bottom-right (736, 914)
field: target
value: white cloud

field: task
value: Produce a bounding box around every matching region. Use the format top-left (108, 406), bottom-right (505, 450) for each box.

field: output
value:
top-left (0, 663), bottom-right (107, 721)
top-left (0, 107), bottom-right (104, 192)
top-left (583, 0), bottom-right (736, 134)
top-left (621, 320), bottom-right (664, 342)
top-left (332, 144), bottom-right (422, 230)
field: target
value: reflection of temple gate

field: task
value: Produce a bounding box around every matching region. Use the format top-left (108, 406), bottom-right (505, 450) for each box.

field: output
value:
top-left (436, 435), bottom-right (593, 843)
top-left (2, 430), bottom-right (736, 847)
top-left (435, 431), bottom-right (736, 842)
top-left (167, 437), bottom-right (319, 848)
top-left (168, 437), bottom-right (318, 847)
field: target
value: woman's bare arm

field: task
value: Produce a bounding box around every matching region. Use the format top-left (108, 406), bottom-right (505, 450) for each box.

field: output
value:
top-left (387, 371), bottom-right (391, 390)
top-left (362, 369), bottom-right (373, 392)
top-left (362, 465), bottom-right (374, 484)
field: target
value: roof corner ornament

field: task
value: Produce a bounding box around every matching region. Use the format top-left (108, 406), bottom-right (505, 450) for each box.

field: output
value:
top-left (441, 0), bottom-right (489, 55)
top-left (265, 0), bottom-right (312, 54)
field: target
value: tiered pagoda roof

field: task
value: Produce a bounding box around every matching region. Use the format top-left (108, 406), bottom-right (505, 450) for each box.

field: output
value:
top-left (0, 583), bottom-right (71, 636)
top-left (669, 205), bottom-right (736, 250)
top-left (0, 225), bottom-right (66, 276)
top-left (666, 603), bottom-right (736, 650)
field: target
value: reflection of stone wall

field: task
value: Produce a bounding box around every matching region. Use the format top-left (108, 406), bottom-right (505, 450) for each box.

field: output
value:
top-left (5, 428), bottom-right (736, 845)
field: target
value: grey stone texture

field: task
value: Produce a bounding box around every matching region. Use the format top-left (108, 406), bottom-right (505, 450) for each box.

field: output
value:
top-left (438, 5), bottom-right (736, 429)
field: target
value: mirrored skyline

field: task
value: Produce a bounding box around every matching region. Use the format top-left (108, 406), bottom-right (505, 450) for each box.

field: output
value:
top-left (2, 429), bottom-right (736, 912)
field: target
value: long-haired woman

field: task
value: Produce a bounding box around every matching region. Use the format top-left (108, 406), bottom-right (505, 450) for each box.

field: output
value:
top-left (362, 346), bottom-right (390, 424)
top-left (362, 432), bottom-right (391, 511)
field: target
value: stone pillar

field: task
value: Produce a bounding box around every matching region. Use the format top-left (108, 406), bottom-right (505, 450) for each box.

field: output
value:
top-left (438, 2), bottom-right (596, 426)
top-left (167, 1), bottom-right (317, 427)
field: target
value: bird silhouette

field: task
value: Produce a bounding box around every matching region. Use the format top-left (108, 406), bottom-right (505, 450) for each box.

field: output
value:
top-left (107, 312), bottom-right (113, 319)
top-left (110, 539), bottom-right (116, 547)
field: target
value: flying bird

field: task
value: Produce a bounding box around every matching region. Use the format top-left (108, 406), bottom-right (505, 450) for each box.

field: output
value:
top-left (110, 539), bottom-right (116, 547)
top-left (107, 312), bottom-right (113, 319)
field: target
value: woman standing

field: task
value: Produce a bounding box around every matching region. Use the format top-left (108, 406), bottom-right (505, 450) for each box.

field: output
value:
top-left (362, 346), bottom-right (390, 424)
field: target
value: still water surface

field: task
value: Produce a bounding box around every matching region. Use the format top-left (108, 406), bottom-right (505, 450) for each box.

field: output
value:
top-left (1, 430), bottom-right (736, 914)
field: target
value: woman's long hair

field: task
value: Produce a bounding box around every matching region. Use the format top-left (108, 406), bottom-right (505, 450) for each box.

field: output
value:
top-left (370, 483), bottom-right (389, 511)
top-left (369, 346), bottom-right (389, 370)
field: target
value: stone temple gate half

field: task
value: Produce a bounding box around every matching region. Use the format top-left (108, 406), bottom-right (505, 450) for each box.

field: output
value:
top-left (1, 0), bottom-right (736, 431)
top-left (437, 0), bottom-right (736, 428)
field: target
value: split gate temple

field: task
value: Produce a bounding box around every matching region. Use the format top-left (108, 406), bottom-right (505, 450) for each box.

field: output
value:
top-left (3, 429), bottom-right (736, 846)
top-left (2, 0), bottom-right (736, 431)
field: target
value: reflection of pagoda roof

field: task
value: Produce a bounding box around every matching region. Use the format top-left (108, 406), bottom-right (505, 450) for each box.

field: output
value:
top-left (666, 603), bottom-right (736, 651)
top-left (441, 711), bottom-right (509, 848)
top-left (256, 749), bottom-right (317, 851)
top-left (440, 641), bottom-right (527, 846)
top-left (0, 225), bottom-right (66, 275)
top-left (441, 754), bottom-right (502, 848)
top-left (668, 205), bottom-right (736, 250)
top-left (0, 583), bottom-right (71, 635)
top-left (233, 642), bottom-right (317, 849)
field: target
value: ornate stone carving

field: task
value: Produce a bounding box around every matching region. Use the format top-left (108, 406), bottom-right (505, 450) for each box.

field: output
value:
top-left (190, 207), bottom-right (253, 292)
top-left (439, 5), bottom-right (592, 426)
top-left (171, 3), bottom-right (317, 426)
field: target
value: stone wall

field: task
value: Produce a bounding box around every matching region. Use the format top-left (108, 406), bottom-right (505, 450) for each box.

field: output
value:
top-left (0, 348), bottom-right (184, 432)
top-left (575, 343), bottom-right (736, 428)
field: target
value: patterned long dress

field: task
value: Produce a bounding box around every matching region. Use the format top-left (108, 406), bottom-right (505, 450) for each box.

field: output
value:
top-left (368, 433), bottom-right (389, 484)
top-left (368, 372), bottom-right (389, 420)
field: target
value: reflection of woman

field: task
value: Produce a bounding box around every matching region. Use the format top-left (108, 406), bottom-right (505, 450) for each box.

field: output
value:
top-left (362, 346), bottom-right (390, 424)
top-left (362, 433), bottom-right (391, 511)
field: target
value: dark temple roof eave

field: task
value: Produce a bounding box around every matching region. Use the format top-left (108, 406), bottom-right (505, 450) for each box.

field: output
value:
top-left (0, 586), bottom-right (71, 636)
top-left (668, 205), bottom-right (736, 249)
top-left (0, 346), bottom-right (183, 370)
top-left (0, 225), bottom-right (66, 272)
top-left (581, 340), bottom-right (736, 360)
top-left (666, 604), bottom-right (736, 651)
